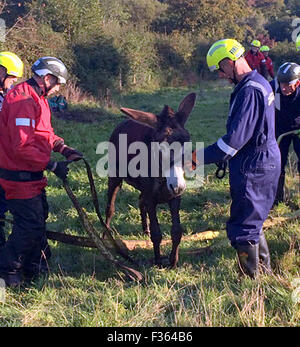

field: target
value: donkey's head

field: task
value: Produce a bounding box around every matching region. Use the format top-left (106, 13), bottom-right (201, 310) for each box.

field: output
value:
top-left (120, 93), bottom-right (196, 197)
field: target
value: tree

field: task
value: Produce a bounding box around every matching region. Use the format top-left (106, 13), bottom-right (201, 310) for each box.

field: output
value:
top-left (285, 0), bottom-right (300, 17)
top-left (120, 0), bottom-right (167, 29)
top-left (155, 0), bottom-right (259, 42)
top-left (30, 0), bottom-right (104, 43)
top-left (0, 0), bottom-right (30, 27)
top-left (1, 15), bottom-right (74, 78)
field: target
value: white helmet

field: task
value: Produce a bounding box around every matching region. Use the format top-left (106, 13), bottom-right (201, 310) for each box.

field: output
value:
top-left (31, 56), bottom-right (68, 84)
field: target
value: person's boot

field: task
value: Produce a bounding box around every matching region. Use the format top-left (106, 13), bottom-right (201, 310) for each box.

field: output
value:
top-left (236, 242), bottom-right (259, 279)
top-left (274, 173), bottom-right (285, 205)
top-left (3, 271), bottom-right (23, 288)
top-left (258, 231), bottom-right (272, 274)
top-left (23, 242), bottom-right (51, 282)
top-left (0, 221), bottom-right (6, 248)
top-left (0, 261), bottom-right (23, 288)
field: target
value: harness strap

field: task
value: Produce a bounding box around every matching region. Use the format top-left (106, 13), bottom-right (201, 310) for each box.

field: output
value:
top-left (0, 168), bottom-right (43, 182)
top-left (62, 158), bottom-right (143, 281)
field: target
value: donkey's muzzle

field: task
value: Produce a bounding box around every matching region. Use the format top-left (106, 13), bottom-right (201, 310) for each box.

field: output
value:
top-left (166, 166), bottom-right (186, 197)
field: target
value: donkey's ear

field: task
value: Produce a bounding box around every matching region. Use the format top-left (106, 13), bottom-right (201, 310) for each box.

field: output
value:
top-left (120, 107), bottom-right (158, 129)
top-left (176, 93), bottom-right (196, 126)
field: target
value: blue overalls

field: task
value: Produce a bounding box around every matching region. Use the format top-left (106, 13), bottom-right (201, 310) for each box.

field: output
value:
top-left (203, 70), bottom-right (281, 247)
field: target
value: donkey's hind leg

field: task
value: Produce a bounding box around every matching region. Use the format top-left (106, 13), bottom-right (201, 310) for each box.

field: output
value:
top-left (105, 177), bottom-right (122, 231)
top-left (139, 194), bottom-right (150, 236)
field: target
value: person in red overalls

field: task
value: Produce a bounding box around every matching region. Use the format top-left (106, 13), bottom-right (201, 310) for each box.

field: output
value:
top-left (245, 40), bottom-right (268, 79)
top-left (260, 45), bottom-right (274, 80)
top-left (0, 57), bottom-right (83, 287)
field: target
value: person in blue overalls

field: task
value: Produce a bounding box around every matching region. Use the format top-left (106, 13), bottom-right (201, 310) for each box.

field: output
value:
top-left (270, 62), bottom-right (300, 204)
top-left (195, 39), bottom-right (281, 278)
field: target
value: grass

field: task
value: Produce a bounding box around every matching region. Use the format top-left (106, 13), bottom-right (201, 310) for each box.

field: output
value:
top-left (0, 81), bottom-right (300, 327)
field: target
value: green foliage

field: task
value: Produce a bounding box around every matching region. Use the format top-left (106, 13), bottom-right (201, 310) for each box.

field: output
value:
top-left (156, 0), bottom-right (258, 41)
top-left (154, 31), bottom-right (196, 86)
top-left (30, 0), bottom-right (104, 43)
top-left (0, 16), bottom-right (74, 79)
top-left (0, 0), bottom-right (30, 27)
top-left (266, 15), bottom-right (299, 42)
top-left (248, 0), bottom-right (285, 19)
top-left (285, 0), bottom-right (300, 17)
top-left (120, 0), bottom-right (167, 29)
top-left (115, 27), bottom-right (161, 91)
top-left (73, 34), bottom-right (126, 97)
top-left (271, 40), bottom-right (300, 69)
top-left (1, 0), bottom-right (300, 96)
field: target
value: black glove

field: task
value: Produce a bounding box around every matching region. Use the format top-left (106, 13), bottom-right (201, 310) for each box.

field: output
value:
top-left (47, 160), bottom-right (70, 180)
top-left (61, 146), bottom-right (83, 162)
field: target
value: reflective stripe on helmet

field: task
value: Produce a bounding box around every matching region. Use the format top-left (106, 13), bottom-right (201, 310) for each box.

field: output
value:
top-left (207, 39), bottom-right (245, 72)
top-left (277, 62), bottom-right (300, 83)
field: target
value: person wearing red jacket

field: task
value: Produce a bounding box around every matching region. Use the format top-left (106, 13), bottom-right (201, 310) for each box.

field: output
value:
top-left (0, 52), bottom-right (24, 249)
top-left (0, 57), bottom-right (83, 287)
top-left (245, 40), bottom-right (268, 79)
top-left (260, 46), bottom-right (274, 80)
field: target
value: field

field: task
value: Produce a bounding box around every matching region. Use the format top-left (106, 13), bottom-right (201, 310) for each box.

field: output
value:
top-left (0, 81), bottom-right (300, 327)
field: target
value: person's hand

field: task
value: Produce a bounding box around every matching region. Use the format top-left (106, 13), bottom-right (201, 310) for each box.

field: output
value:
top-left (61, 146), bottom-right (83, 162)
top-left (47, 160), bottom-right (70, 180)
top-left (185, 150), bottom-right (199, 171)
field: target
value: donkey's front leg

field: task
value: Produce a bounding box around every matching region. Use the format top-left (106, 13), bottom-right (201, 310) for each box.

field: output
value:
top-left (146, 201), bottom-right (162, 266)
top-left (168, 196), bottom-right (184, 268)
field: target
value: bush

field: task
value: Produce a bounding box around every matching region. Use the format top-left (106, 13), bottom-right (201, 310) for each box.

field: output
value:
top-left (154, 31), bottom-right (196, 86)
top-left (271, 40), bottom-right (300, 71)
top-left (0, 16), bottom-right (74, 79)
top-left (73, 34), bottom-right (127, 98)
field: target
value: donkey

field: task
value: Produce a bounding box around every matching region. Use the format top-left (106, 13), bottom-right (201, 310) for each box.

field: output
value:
top-left (105, 93), bottom-right (196, 267)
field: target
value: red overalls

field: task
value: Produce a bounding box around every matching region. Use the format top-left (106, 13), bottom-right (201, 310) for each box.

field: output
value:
top-left (0, 79), bottom-right (63, 199)
top-left (245, 50), bottom-right (266, 75)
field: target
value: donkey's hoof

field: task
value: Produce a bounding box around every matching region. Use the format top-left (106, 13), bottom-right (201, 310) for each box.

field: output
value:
top-left (168, 261), bottom-right (178, 269)
top-left (143, 229), bottom-right (151, 237)
top-left (152, 255), bottom-right (169, 268)
top-left (169, 256), bottom-right (178, 269)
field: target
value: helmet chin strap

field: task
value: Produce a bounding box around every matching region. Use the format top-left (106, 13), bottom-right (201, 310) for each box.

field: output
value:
top-left (41, 76), bottom-right (52, 96)
top-left (231, 61), bottom-right (239, 85)
top-left (220, 60), bottom-right (238, 85)
top-left (41, 74), bottom-right (59, 96)
top-left (0, 74), bottom-right (8, 90)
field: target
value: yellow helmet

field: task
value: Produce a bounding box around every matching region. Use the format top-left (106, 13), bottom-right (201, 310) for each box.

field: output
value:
top-left (251, 40), bottom-right (261, 48)
top-left (296, 34), bottom-right (300, 52)
top-left (0, 51), bottom-right (24, 77)
top-left (206, 39), bottom-right (245, 72)
top-left (260, 45), bottom-right (270, 52)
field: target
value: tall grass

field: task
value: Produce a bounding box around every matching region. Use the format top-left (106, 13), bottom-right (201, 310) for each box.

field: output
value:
top-left (0, 82), bottom-right (299, 327)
